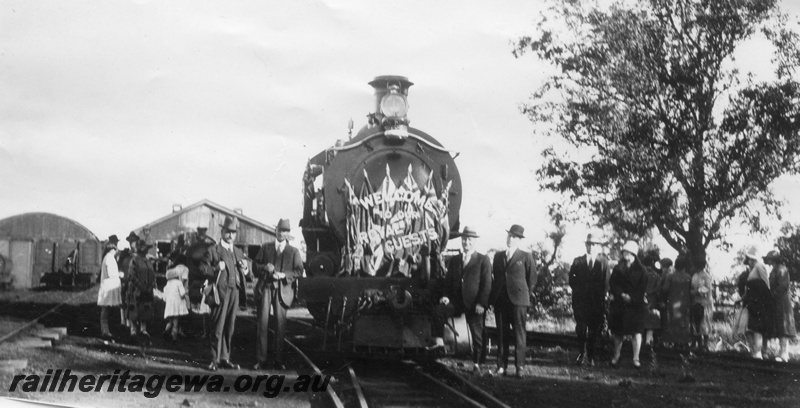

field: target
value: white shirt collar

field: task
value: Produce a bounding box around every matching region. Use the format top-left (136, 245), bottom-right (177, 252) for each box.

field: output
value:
top-left (275, 240), bottom-right (285, 252)
top-left (221, 240), bottom-right (233, 251)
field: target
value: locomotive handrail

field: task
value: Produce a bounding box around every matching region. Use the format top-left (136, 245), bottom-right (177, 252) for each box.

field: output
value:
top-left (330, 132), bottom-right (460, 156)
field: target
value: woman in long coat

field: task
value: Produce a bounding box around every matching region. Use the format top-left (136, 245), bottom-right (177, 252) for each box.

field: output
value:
top-left (690, 264), bottom-right (714, 350)
top-left (764, 250), bottom-right (796, 362)
top-left (660, 255), bottom-right (692, 346)
top-left (609, 240), bottom-right (648, 368)
top-left (97, 235), bottom-right (122, 339)
top-left (126, 239), bottom-right (156, 337)
top-left (741, 246), bottom-right (773, 359)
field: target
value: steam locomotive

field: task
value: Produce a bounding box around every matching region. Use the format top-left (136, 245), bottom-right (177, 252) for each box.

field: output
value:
top-left (298, 76), bottom-right (469, 354)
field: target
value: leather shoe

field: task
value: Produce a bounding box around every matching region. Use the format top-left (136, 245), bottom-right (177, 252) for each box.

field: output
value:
top-left (425, 343), bottom-right (445, 352)
top-left (252, 362), bottom-right (270, 371)
top-left (575, 353), bottom-right (585, 366)
top-left (274, 362), bottom-right (287, 371)
top-left (207, 362), bottom-right (218, 371)
top-left (219, 360), bottom-right (240, 370)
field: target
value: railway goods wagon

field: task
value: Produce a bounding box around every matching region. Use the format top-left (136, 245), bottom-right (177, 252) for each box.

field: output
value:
top-left (299, 76), bottom-right (470, 354)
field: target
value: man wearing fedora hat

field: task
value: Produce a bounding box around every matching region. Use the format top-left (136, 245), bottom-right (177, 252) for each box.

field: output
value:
top-left (489, 224), bottom-right (537, 378)
top-left (206, 216), bottom-right (249, 371)
top-left (126, 239), bottom-right (156, 338)
top-left (252, 218), bottom-right (304, 371)
top-left (568, 231), bottom-right (610, 367)
top-left (117, 231), bottom-right (140, 329)
top-left (431, 226), bottom-right (493, 370)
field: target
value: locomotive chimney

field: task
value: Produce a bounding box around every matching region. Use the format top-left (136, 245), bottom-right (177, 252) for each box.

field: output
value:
top-left (368, 75), bottom-right (413, 138)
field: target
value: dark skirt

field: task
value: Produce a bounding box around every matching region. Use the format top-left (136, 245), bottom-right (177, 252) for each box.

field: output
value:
top-left (608, 301), bottom-right (645, 336)
top-left (745, 279), bottom-right (773, 335)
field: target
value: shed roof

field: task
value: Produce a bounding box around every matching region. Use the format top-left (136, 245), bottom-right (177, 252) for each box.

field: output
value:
top-left (135, 199), bottom-right (276, 235)
top-left (0, 212), bottom-right (98, 241)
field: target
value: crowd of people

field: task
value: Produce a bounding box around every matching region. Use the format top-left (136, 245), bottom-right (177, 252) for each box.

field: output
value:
top-left (569, 234), bottom-right (797, 368)
top-left (94, 218), bottom-right (796, 375)
top-left (95, 216), bottom-right (303, 372)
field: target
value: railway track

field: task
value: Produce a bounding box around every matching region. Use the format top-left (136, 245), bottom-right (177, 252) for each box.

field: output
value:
top-left (287, 316), bottom-right (510, 408)
top-left (0, 287), bottom-right (95, 344)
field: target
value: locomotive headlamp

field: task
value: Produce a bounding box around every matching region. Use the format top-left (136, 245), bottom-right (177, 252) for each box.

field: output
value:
top-left (379, 85), bottom-right (409, 118)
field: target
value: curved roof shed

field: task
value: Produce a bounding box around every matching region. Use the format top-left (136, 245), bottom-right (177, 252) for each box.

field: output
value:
top-left (0, 212), bottom-right (98, 241)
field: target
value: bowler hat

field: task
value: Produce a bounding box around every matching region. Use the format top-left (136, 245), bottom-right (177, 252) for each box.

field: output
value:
top-left (585, 232), bottom-right (605, 245)
top-left (126, 231), bottom-right (139, 243)
top-left (197, 227), bottom-right (208, 233)
top-left (621, 240), bottom-right (639, 256)
top-left (277, 218), bottom-right (291, 231)
top-left (506, 224), bottom-right (525, 239)
top-left (461, 226), bottom-right (479, 238)
top-left (763, 250), bottom-right (781, 263)
top-left (107, 235), bottom-right (119, 245)
top-left (220, 216), bottom-right (240, 232)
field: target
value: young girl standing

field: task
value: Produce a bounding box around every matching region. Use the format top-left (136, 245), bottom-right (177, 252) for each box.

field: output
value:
top-left (163, 265), bottom-right (189, 341)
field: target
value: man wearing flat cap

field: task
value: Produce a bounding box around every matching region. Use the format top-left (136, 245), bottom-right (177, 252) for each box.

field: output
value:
top-left (252, 218), bottom-right (304, 370)
top-left (431, 226), bottom-right (493, 370)
top-left (206, 216), bottom-right (249, 371)
top-left (568, 231), bottom-right (610, 367)
top-left (489, 224), bottom-right (537, 378)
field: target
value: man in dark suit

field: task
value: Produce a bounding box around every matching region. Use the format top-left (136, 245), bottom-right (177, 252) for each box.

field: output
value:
top-left (252, 218), bottom-right (304, 370)
top-left (431, 226), bottom-right (493, 369)
top-left (568, 232), bottom-right (609, 367)
top-left (489, 224), bottom-right (537, 378)
top-left (206, 216), bottom-right (248, 371)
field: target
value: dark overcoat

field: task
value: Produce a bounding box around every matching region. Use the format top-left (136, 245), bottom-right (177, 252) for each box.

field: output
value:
top-left (489, 249), bottom-right (537, 307)
top-left (444, 252), bottom-right (492, 314)
top-left (568, 254), bottom-right (609, 324)
top-left (608, 261), bottom-right (647, 335)
top-left (253, 242), bottom-right (303, 308)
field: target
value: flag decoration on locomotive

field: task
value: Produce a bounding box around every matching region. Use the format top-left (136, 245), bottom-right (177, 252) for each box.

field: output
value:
top-left (299, 76), bottom-right (464, 353)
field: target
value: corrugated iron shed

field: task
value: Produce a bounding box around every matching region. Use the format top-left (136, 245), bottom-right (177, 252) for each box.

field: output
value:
top-left (0, 213), bottom-right (98, 241)
top-left (133, 199), bottom-right (276, 246)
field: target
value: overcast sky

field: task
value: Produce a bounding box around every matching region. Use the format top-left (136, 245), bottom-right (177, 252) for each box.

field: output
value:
top-left (2, 1), bottom-right (800, 278)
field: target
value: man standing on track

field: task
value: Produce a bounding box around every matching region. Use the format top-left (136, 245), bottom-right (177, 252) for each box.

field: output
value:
top-left (252, 218), bottom-right (304, 371)
top-left (206, 216), bottom-right (248, 371)
top-left (489, 224), bottom-right (537, 378)
top-left (431, 226), bottom-right (493, 370)
top-left (568, 232), bottom-right (609, 367)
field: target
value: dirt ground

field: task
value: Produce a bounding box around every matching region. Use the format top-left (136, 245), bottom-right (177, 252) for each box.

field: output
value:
top-left (1, 288), bottom-right (798, 408)
top-left (0, 289), bottom-right (324, 408)
top-left (441, 345), bottom-right (800, 408)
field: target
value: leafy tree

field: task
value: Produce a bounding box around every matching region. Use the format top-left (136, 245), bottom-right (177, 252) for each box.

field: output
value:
top-left (515, 0), bottom-right (800, 269)
top-left (776, 222), bottom-right (800, 281)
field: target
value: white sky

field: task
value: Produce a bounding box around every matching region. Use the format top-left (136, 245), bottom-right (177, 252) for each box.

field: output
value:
top-left (2, 0), bottom-right (800, 279)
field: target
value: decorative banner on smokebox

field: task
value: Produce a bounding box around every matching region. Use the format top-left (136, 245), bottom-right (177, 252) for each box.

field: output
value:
top-left (344, 164), bottom-right (450, 273)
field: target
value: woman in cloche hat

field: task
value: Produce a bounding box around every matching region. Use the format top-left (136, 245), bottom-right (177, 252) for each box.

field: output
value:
top-left (763, 250), bottom-right (795, 362)
top-left (739, 246), bottom-right (773, 359)
top-left (608, 240), bottom-right (648, 368)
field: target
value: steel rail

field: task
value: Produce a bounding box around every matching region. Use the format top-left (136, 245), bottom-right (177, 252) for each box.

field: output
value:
top-left (0, 288), bottom-right (93, 344)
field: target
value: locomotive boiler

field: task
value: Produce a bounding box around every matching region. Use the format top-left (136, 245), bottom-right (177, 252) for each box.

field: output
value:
top-left (298, 76), bottom-right (466, 353)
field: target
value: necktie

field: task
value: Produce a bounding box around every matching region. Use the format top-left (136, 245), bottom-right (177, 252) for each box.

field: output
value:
top-left (506, 250), bottom-right (513, 263)
top-left (589, 256), bottom-right (593, 270)
top-left (463, 253), bottom-right (469, 265)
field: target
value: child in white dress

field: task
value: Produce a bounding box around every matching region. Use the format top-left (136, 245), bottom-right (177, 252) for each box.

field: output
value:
top-left (163, 266), bottom-right (189, 341)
